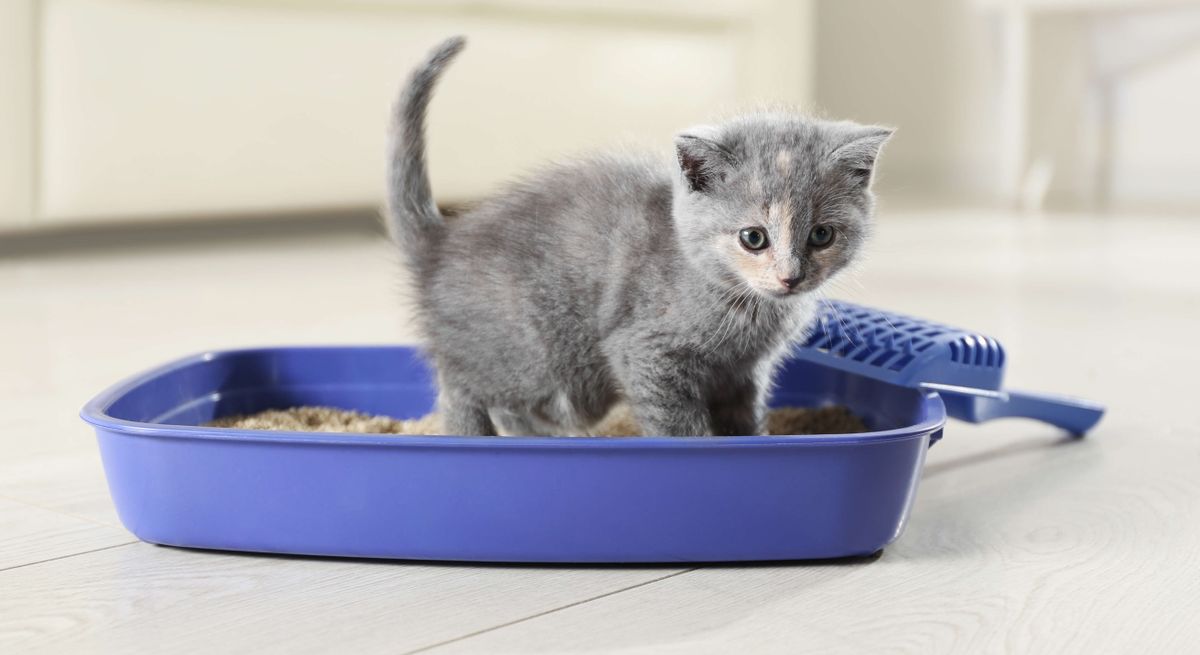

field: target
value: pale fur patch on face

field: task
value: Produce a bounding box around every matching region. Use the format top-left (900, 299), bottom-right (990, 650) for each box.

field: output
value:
top-left (767, 201), bottom-right (793, 252)
top-left (714, 231), bottom-right (774, 294)
top-left (748, 173), bottom-right (765, 197)
top-left (733, 252), bottom-right (775, 292)
top-left (721, 200), bottom-right (805, 297)
top-left (774, 149), bottom-right (792, 173)
top-left (767, 200), bottom-right (800, 283)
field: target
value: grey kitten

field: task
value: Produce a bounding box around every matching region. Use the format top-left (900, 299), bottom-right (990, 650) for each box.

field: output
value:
top-left (387, 36), bottom-right (892, 437)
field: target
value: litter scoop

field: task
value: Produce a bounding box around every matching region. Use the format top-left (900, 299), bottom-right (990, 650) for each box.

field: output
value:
top-left (794, 300), bottom-right (1105, 436)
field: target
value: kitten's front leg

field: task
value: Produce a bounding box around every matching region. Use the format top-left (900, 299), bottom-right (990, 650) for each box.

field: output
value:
top-left (627, 386), bottom-right (711, 436)
top-left (615, 354), bottom-right (711, 437)
top-left (708, 378), bottom-right (765, 436)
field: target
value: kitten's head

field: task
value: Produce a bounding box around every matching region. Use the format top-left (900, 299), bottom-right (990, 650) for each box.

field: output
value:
top-left (670, 114), bottom-right (892, 301)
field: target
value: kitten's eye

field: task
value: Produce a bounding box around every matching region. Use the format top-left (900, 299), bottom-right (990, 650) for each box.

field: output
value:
top-left (738, 227), bottom-right (769, 251)
top-left (808, 225), bottom-right (836, 248)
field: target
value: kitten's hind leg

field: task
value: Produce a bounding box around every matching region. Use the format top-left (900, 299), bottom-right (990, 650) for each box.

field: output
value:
top-left (438, 388), bottom-right (496, 436)
top-left (490, 408), bottom-right (542, 437)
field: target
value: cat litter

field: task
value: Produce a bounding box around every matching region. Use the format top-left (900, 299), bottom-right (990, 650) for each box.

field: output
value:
top-left (207, 404), bottom-right (868, 437)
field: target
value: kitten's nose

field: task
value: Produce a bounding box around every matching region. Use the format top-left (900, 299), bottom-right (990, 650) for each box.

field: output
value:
top-left (779, 276), bottom-right (802, 291)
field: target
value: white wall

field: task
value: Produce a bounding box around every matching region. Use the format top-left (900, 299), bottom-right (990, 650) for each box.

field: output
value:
top-left (815, 0), bottom-right (1200, 212)
top-left (0, 0), bottom-right (36, 229)
top-left (1104, 8), bottom-right (1200, 211)
top-left (814, 0), bottom-right (1008, 204)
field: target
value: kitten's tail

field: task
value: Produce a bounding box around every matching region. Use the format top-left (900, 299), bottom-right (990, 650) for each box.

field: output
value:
top-left (386, 36), bottom-right (466, 263)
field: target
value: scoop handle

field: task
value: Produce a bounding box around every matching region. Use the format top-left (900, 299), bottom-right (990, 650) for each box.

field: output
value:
top-left (934, 386), bottom-right (1105, 436)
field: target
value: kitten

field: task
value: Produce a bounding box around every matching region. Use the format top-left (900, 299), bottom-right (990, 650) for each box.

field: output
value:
top-left (387, 36), bottom-right (892, 437)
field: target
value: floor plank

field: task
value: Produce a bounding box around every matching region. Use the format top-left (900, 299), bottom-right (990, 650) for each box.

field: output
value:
top-left (0, 451), bottom-right (123, 527)
top-left (0, 498), bottom-right (133, 570)
top-left (0, 543), bottom-right (683, 654)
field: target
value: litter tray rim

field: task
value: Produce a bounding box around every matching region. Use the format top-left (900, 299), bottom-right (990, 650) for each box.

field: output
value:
top-left (81, 346), bottom-right (947, 449)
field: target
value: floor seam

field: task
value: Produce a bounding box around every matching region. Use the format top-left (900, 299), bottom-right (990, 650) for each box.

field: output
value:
top-left (0, 492), bottom-right (123, 530)
top-left (0, 541), bottom-right (139, 574)
top-left (401, 568), bottom-right (698, 655)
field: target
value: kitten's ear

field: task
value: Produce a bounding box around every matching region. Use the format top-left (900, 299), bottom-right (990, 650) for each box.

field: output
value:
top-left (675, 127), bottom-right (736, 193)
top-left (829, 125), bottom-right (894, 187)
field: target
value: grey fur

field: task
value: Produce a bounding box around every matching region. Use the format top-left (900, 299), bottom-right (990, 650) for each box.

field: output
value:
top-left (388, 37), bottom-right (893, 436)
top-left (386, 35), bottom-right (465, 264)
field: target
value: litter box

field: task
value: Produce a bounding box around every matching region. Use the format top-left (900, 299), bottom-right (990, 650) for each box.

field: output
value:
top-left (81, 301), bottom-right (1103, 563)
top-left (81, 345), bottom-right (944, 563)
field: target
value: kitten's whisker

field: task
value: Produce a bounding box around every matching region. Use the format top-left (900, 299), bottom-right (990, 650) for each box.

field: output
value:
top-left (868, 301), bottom-right (902, 340)
top-left (820, 289), bottom-right (858, 347)
top-left (696, 286), bottom-right (740, 353)
top-left (699, 284), bottom-right (756, 356)
top-left (718, 289), bottom-right (755, 353)
top-left (715, 286), bottom-right (753, 345)
top-left (815, 295), bottom-right (834, 344)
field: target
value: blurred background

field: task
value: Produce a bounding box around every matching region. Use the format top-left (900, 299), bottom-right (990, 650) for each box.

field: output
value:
top-left (5, 0), bottom-right (1200, 393)
top-left (8, 0), bottom-right (1200, 407)
top-left (5, 0), bottom-right (1200, 234)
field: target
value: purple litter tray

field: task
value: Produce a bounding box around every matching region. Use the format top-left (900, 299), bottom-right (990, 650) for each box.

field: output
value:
top-left (80, 302), bottom-right (1101, 563)
top-left (81, 346), bottom-right (943, 563)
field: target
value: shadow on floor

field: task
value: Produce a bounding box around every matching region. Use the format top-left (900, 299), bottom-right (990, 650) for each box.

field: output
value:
top-left (154, 543), bottom-right (885, 571)
top-left (922, 432), bottom-right (1083, 479)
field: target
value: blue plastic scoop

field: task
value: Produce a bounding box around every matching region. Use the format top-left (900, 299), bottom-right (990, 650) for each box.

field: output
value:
top-left (794, 300), bottom-right (1104, 435)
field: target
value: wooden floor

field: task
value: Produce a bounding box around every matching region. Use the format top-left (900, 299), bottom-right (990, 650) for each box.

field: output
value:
top-left (3, 209), bottom-right (1198, 653)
